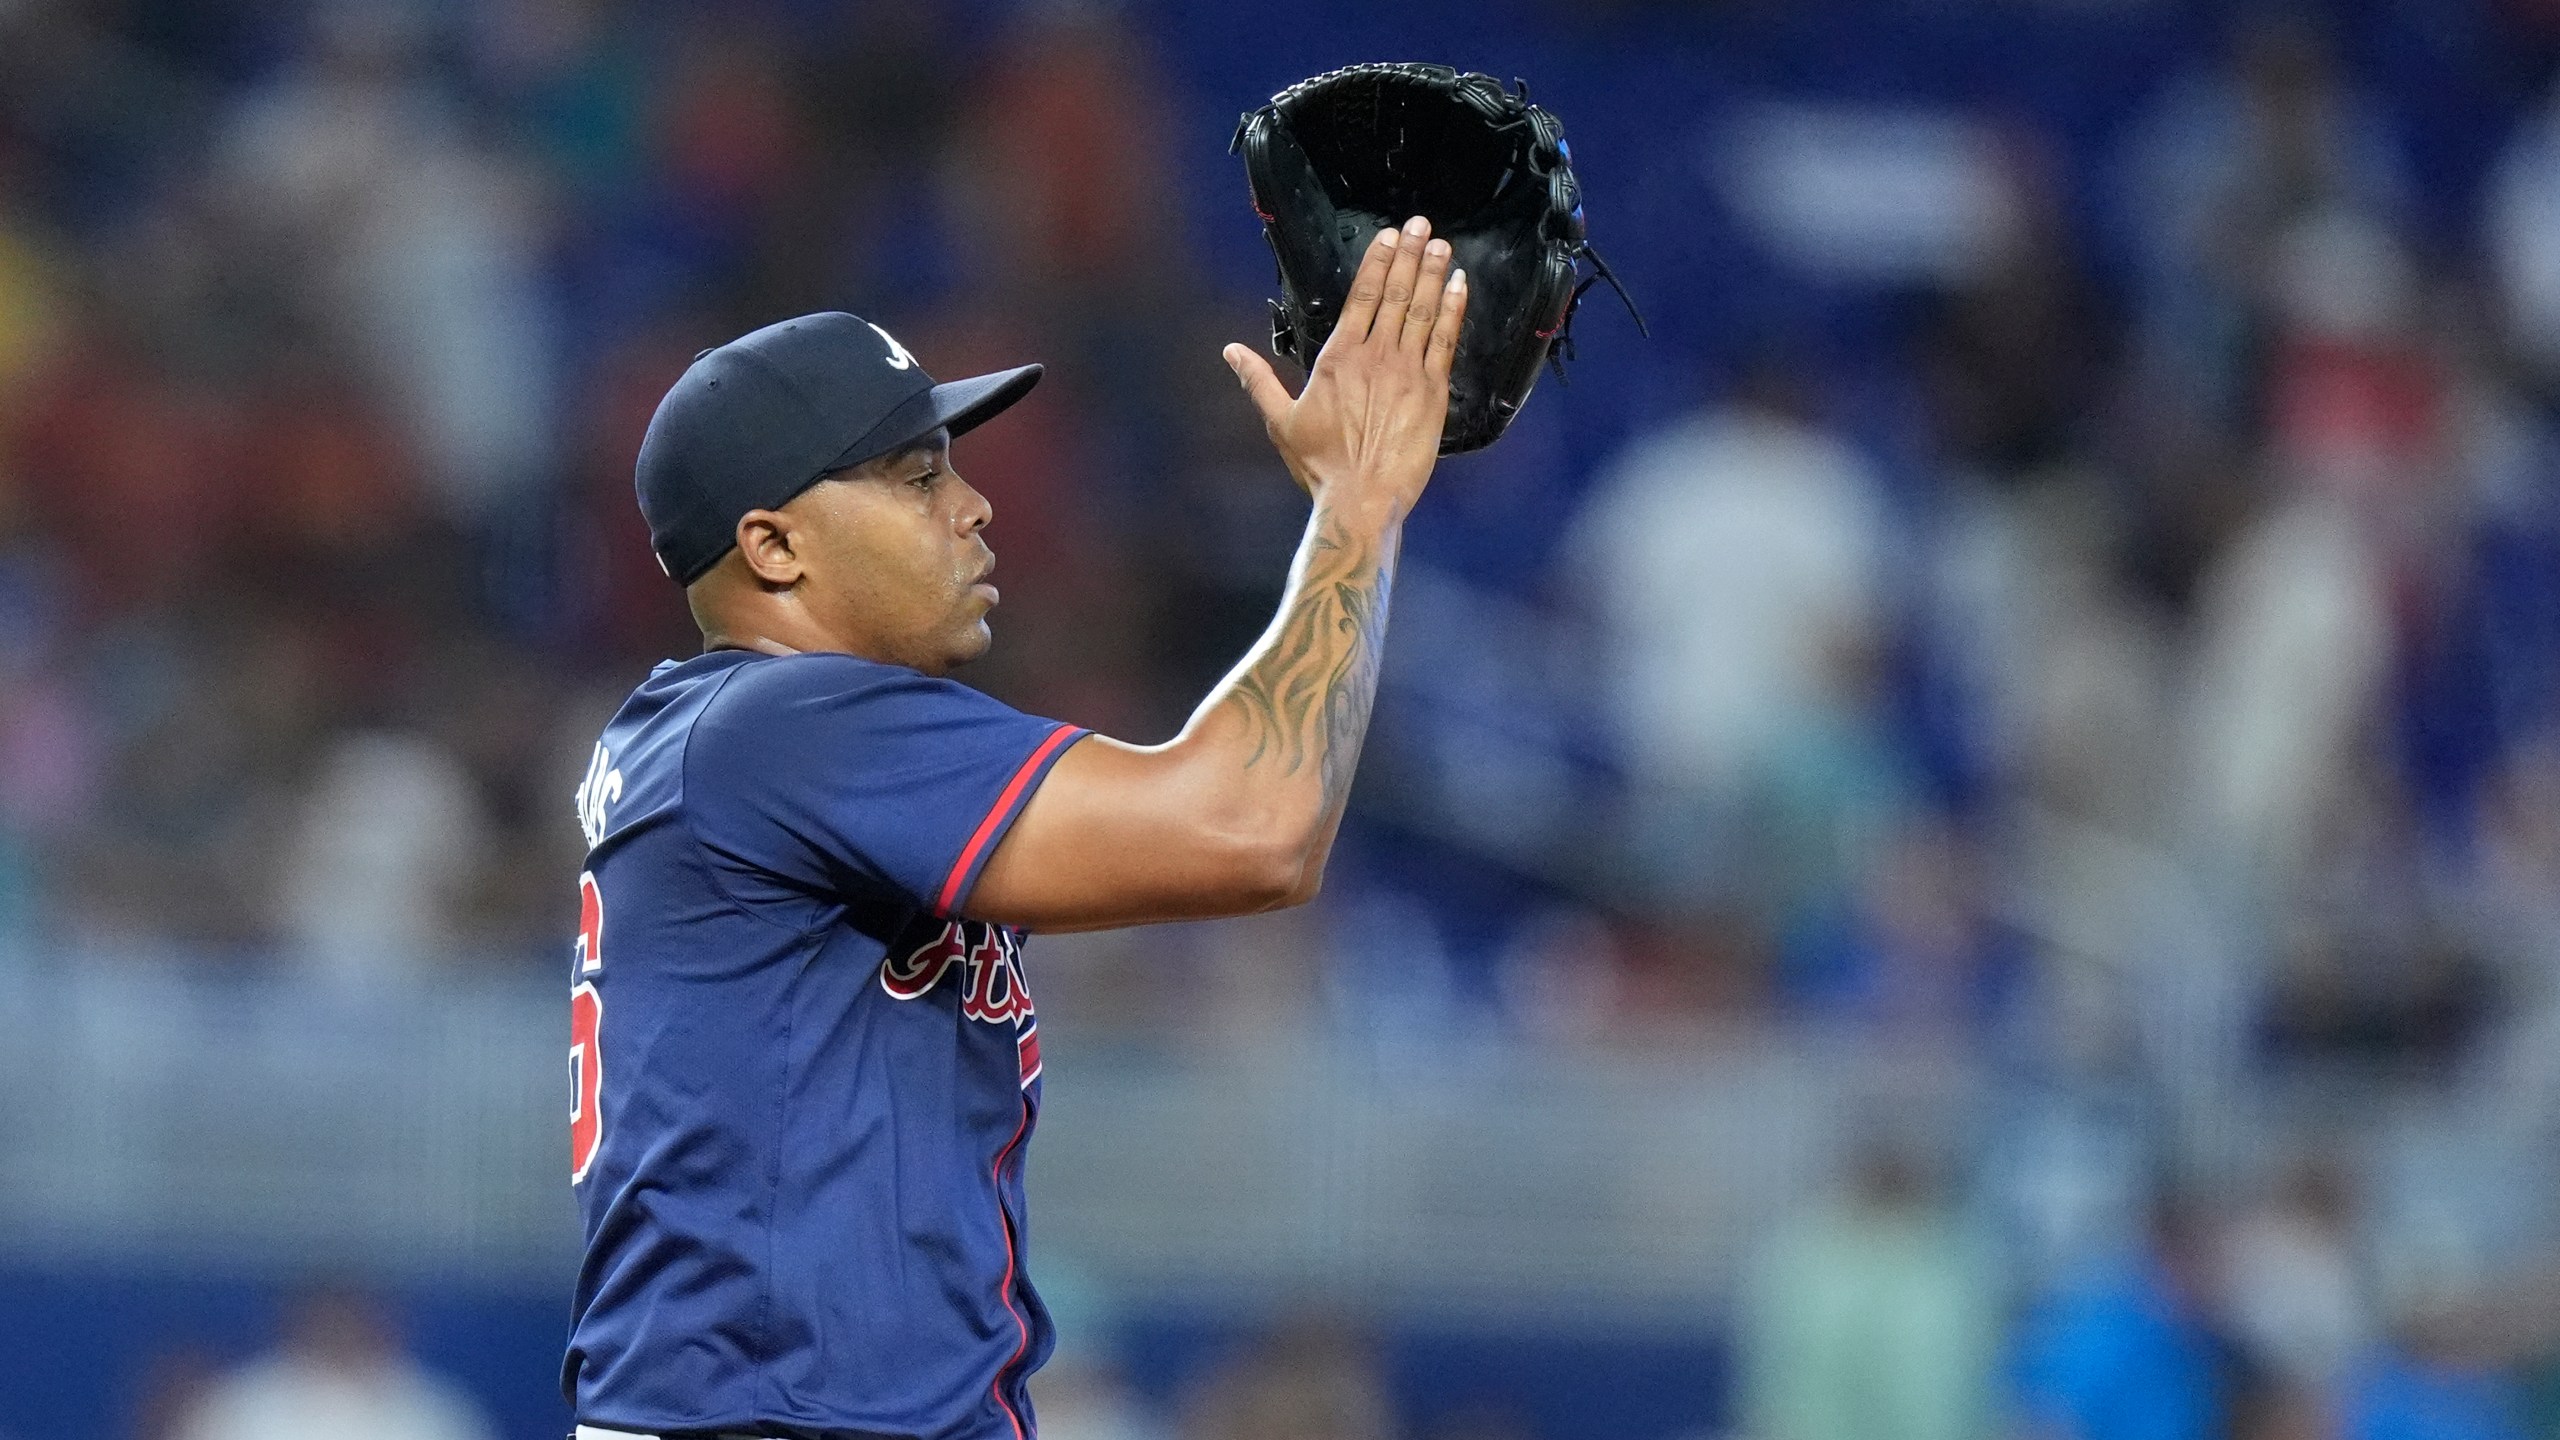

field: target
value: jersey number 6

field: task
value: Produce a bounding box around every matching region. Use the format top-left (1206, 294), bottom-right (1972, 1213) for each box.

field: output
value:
top-left (571, 870), bottom-right (605, 1184)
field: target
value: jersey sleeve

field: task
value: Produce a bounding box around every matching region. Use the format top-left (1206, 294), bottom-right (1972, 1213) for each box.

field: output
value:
top-left (685, 654), bottom-right (1086, 915)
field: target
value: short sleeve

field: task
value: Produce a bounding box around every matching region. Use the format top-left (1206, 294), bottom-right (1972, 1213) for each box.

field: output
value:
top-left (685, 654), bottom-right (1085, 915)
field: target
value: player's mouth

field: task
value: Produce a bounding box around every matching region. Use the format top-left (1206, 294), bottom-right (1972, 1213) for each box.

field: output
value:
top-left (969, 559), bottom-right (998, 606)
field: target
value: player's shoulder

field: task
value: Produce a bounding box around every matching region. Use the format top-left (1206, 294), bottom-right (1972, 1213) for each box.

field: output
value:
top-left (687, 650), bottom-right (992, 760)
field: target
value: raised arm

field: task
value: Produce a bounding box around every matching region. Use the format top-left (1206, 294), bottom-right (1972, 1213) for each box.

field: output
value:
top-left (967, 216), bottom-right (1466, 931)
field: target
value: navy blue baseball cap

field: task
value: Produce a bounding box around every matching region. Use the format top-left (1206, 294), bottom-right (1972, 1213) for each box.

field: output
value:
top-left (635, 312), bottom-right (1042, 584)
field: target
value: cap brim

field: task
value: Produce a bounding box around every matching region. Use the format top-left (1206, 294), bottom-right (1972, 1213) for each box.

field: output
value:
top-left (834, 363), bottom-right (1042, 471)
top-left (932, 363), bottom-right (1043, 439)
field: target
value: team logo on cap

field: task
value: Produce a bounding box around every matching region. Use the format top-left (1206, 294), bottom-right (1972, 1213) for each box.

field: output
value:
top-left (868, 321), bottom-right (917, 371)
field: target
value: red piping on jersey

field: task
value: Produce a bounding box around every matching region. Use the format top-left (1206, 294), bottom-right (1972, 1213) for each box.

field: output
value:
top-left (987, 1099), bottom-right (1035, 1440)
top-left (937, 724), bottom-right (1080, 915)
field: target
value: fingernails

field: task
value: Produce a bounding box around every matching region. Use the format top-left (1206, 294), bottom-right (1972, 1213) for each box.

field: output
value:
top-left (1449, 269), bottom-right (1466, 291)
top-left (1404, 215), bottom-right (1429, 237)
top-left (1426, 238), bottom-right (1451, 258)
top-left (1377, 228), bottom-right (1399, 250)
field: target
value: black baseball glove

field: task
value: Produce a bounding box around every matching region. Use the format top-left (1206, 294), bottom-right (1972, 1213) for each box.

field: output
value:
top-left (1234, 62), bottom-right (1640, 454)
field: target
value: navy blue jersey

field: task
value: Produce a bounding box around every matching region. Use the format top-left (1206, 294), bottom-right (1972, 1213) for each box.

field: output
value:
top-left (564, 649), bottom-right (1085, 1439)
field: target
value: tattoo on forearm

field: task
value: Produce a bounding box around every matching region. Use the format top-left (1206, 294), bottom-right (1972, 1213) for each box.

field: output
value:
top-left (1225, 515), bottom-right (1394, 811)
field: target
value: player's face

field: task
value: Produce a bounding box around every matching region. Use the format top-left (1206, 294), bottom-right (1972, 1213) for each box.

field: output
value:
top-left (784, 432), bottom-right (999, 674)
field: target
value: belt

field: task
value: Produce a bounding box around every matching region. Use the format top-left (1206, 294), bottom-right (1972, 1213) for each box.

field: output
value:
top-left (574, 1429), bottom-right (773, 1440)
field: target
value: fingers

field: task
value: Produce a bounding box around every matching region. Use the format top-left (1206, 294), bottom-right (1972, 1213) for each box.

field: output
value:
top-left (1398, 237), bottom-right (1454, 352)
top-left (1223, 343), bottom-right (1295, 431)
top-left (1425, 268), bottom-right (1468, 380)
top-left (1370, 214), bottom-right (1432, 344)
top-left (1332, 227), bottom-right (1400, 344)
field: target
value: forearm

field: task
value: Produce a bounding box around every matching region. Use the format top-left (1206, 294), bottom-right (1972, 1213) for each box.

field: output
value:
top-left (965, 221), bottom-right (1455, 931)
top-left (1174, 491), bottom-right (1401, 865)
top-left (966, 495), bottom-right (1399, 932)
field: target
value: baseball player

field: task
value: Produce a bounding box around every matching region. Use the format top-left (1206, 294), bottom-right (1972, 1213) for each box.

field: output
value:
top-left (566, 216), bottom-right (1465, 1439)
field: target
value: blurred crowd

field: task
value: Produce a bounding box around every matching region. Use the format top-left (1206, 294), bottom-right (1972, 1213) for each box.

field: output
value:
top-left (0, 0), bottom-right (1271, 976)
top-left (17, 0), bottom-right (2560, 1437)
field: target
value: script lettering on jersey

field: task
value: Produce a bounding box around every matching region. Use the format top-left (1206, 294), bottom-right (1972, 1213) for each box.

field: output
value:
top-left (882, 921), bottom-right (1033, 1023)
top-left (575, 742), bottom-right (623, 849)
top-left (881, 921), bottom-right (1043, 1086)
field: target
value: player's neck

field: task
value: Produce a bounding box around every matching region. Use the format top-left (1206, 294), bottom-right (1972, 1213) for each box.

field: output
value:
top-left (695, 586), bottom-right (940, 670)
top-left (698, 625), bottom-right (923, 670)
top-left (697, 596), bottom-right (861, 662)
top-left (704, 634), bottom-right (803, 658)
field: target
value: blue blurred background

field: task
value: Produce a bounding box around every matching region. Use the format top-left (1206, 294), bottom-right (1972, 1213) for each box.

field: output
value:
top-left (13, 0), bottom-right (2560, 1437)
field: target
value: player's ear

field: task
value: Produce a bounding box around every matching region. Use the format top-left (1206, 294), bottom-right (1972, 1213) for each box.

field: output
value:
top-left (734, 509), bottom-right (804, 587)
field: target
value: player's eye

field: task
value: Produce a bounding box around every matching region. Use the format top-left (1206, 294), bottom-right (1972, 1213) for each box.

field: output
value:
top-left (908, 465), bottom-right (938, 489)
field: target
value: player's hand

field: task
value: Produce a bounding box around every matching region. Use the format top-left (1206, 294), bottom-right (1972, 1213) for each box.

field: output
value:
top-left (1223, 215), bottom-right (1467, 516)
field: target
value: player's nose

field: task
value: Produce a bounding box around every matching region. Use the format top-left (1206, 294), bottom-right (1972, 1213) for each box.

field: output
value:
top-left (949, 469), bottom-right (993, 534)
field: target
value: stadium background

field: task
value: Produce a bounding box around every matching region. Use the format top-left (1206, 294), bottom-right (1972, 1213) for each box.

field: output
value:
top-left (10, 0), bottom-right (2560, 1436)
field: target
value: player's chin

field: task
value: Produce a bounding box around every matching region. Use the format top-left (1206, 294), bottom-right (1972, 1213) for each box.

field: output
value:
top-left (942, 616), bottom-right (994, 668)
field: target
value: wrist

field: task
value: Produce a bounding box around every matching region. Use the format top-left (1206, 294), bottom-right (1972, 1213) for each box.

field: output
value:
top-left (1315, 482), bottom-right (1408, 532)
top-left (1304, 458), bottom-right (1418, 524)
